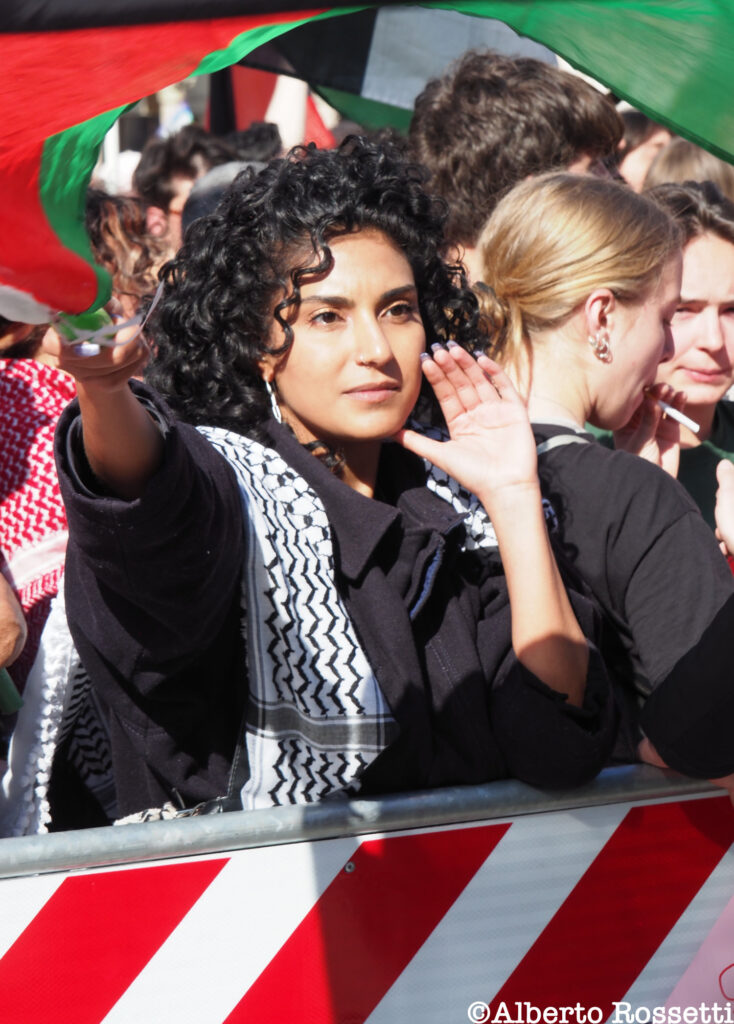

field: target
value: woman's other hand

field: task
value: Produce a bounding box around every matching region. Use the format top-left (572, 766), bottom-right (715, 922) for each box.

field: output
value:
top-left (612, 383), bottom-right (685, 478)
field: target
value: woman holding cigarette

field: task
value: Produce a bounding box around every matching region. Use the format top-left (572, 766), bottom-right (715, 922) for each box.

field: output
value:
top-left (477, 172), bottom-right (734, 788)
top-left (45, 140), bottom-right (615, 826)
top-left (638, 181), bottom-right (734, 530)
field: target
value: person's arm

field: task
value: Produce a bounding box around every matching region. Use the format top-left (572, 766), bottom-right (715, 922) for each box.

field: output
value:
top-left (52, 329), bottom-right (245, 666)
top-left (396, 344), bottom-right (588, 706)
top-left (45, 326), bottom-right (162, 499)
top-left (0, 574), bottom-right (26, 668)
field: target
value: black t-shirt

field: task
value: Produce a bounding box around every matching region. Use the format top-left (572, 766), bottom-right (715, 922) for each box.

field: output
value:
top-left (534, 423), bottom-right (734, 776)
top-left (587, 399), bottom-right (734, 530)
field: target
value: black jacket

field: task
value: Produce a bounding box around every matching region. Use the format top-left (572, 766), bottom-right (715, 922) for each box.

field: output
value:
top-left (54, 385), bottom-right (616, 820)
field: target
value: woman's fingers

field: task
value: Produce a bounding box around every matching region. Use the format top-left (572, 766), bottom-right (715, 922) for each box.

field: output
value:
top-left (423, 343), bottom-right (512, 420)
top-left (393, 427), bottom-right (445, 466)
top-left (716, 458), bottom-right (734, 487)
top-left (475, 354), bottom-right (525, 405)
top-left (428, 344), bottom-right (486, 412)
top-left (420, 352), bottom-right (469, 425)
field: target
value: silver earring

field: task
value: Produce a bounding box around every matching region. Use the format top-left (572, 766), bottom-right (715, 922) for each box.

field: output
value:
top-left (588, 329), bottom-right (613, 363)
top-left (264, 379), bottom-right (283, 423)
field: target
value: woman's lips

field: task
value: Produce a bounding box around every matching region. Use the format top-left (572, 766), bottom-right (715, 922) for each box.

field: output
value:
top-left (345, 383), bottom-right (399, 401)
top-left (682, 367), bottom-right (729, 383)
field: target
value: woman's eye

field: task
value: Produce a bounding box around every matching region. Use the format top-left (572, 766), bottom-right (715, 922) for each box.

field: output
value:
top-left (311, 310), bottom-right (340, 325)
top-left (385, 302), bottom-right (417, 319)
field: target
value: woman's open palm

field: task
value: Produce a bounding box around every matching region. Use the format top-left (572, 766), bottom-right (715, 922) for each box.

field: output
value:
top-left (395, 345), bottom-right (539, 507)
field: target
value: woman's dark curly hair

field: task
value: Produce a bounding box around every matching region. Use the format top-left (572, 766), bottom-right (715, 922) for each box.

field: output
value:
top-left (145, 136), bottom-right (485, 440)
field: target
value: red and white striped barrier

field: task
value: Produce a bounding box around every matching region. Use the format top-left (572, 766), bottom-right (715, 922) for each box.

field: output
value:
top-left (1, 787), bottom-right (733, 1023)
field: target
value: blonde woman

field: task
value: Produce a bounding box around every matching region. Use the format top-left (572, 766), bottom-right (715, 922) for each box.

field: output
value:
top-left (477, 172), bottom-right (734, 793)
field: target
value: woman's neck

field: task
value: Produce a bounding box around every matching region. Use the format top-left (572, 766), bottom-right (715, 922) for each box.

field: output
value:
top-left (526, 394), bottom-right (587, 429)
top-left (330, 438), bottom-right (382, 498)
top-left (516, 330), bottom-right (591, 430)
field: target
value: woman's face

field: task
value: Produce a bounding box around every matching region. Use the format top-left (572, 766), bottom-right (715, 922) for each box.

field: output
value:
top-left (589, 254), bottom-right (681, 430)
top-left (654, 232), bottom-right (734, 412)
top-left (263, 228), bottom-right (426, 451)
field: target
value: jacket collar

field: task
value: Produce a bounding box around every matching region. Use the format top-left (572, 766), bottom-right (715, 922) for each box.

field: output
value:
top-left (262, 423), bottom-right (466, 581)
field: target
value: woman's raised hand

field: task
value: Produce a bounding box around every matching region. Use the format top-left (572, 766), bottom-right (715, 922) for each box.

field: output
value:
top-left (46, 320), bottom-right (150, 393)
top-left (395, 343), bottom-right (539, 511)
top-left (47, 318), bottom-right (161, 501)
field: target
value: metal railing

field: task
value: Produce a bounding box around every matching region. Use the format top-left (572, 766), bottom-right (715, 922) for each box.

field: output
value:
top-left (0, 765), bottom-right (721, 880)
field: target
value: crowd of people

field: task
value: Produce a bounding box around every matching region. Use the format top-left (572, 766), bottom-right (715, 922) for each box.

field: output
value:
top-left (2, 49), bottom-right (734, 833)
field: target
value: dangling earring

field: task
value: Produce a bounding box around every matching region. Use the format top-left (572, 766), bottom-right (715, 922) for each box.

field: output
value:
top-left (588, 329), bottom-right (613, 363)
top-left (264, 379), bottom-right (283, 423)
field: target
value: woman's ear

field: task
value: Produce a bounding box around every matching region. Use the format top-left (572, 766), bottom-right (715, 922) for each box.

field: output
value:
top-left (258, 355), bottom-right (276, 383)
top-left (584, 288), bottom-right (616, 336)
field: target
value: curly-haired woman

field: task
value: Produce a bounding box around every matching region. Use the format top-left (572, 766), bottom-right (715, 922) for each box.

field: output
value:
top-left (49, 139), bottom-right (614, 825)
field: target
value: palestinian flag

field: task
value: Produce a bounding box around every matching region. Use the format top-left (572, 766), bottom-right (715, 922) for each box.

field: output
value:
top-left (3, 0), bottom-right (734, 323)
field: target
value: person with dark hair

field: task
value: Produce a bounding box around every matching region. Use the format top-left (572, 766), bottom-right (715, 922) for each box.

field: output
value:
top-left (613, 110), bottom-right (672, 192)
top-left (180, 160), bottom-right (265, 236)
top-left (408, 50), bottom-right (623, 279)
top-left (48, 138), bottom-right (614, 826)
top-left (225, 121), bottom-right (282, 162)
top-left (132, 124), bottom-right (237, 252)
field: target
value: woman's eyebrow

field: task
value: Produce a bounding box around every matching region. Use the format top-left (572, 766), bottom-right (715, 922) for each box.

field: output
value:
top-left (299, 284), bottom-right (417, 309)
top-left (300, 294), bottom-right (352, 308)
top-left (382, 284), bottom-right (419, 302)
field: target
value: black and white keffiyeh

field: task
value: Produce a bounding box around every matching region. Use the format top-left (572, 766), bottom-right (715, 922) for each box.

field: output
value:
top-left (202, 428), bottom-right (398, 810)
top-left (201, 425), bottom-right (513, 811)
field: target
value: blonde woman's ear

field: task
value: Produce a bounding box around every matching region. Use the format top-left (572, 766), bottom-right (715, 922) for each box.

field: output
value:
top-left (583, 288), bottom-right (616, 336)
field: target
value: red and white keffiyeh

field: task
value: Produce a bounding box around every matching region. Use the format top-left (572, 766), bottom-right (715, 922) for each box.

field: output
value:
top-left (0, 358), bottom-right (76, 688)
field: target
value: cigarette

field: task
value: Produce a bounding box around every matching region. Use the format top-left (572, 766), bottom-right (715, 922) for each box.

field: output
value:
top-left (656, 399), bottom-right (700, 434)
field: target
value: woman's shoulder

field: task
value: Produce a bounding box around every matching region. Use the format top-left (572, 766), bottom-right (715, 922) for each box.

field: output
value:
top-left (532, 422), bottom-right (701, 526)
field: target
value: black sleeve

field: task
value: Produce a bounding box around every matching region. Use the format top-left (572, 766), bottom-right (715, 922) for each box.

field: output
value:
top-left (482, 588), bottom-right (617, 789)
top-left (619, 507), bottom-right (734, 777)
top-left (640, 591), bottom-right (734, 778)
top-left (53, 383), bottom-right (249, 813)
top-left (55, 382), bottom-right (245, 679)
top-left (541, 438), bottom-right (734, 780)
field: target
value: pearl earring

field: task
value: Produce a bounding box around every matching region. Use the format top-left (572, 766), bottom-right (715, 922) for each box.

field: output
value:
top-left (587, 329), bottom-right (612, 363)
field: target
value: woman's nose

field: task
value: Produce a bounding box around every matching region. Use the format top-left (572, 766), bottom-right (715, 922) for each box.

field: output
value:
top-left (700, 309), bottom-right (726, 351)
top-left (355, 317), bottom-right (391, 365)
